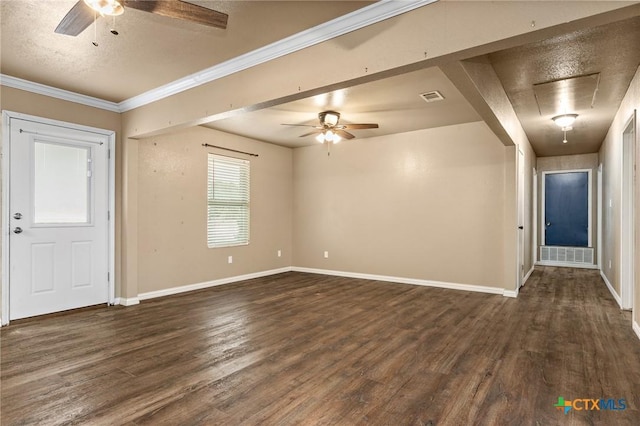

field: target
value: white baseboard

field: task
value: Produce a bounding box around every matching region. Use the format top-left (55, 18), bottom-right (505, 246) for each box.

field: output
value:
top-left (536, 261), bottom-right (598, 269)
top-left (122, 266), bottom-right (515, 305)
top-left (633, 320), bottom-right (640, 342)
top-left (137, 267), bottom-right (292, 301)
top-left (523, 266), bottom-right (535, 285)
top-left (507, 266), bottom-right (536, 299)
top-left (600, 270), bottom-right (622, 309)
top-left (291, 267), bottom-right (511, 297)
top-left (502, 290), bottom-right (518, 298)
top-left (119, 297), bottom-right (140, 306)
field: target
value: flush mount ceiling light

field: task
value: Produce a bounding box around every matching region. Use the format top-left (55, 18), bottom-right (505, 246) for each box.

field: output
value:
top-left (84, 0), bottom-right (124, 16)
top-left (552, 114), bottom-right (578, 145)
top-left (552, 114), bottom-right (578, 128)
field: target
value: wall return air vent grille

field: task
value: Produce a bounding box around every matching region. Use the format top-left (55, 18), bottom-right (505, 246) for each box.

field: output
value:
top-left (540, 246), bottom-right (594, 265)
top-left (419, 90), bottom-right (445, 103)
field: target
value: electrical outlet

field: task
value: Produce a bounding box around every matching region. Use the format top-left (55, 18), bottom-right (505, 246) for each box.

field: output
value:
top-left (277, 250), bottom-right (282, 258)
top-left (324, 251), bottom-right (329, 259)
top-left (228, 256), bottom-right (233, 264)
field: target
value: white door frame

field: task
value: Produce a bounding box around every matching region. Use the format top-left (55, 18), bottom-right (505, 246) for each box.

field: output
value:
top-left (540, 169), bottom-right (593, 248)
top-left (1, 111), bottom-right (116, 325)
top-left (516, 148), bottom-right (525, 289)
top-left (597, 163), bottom-right (603, 269)
top-left (620, 112), bottom-right (636, 310)
top-left (532, 168), bottom-right (537, 267)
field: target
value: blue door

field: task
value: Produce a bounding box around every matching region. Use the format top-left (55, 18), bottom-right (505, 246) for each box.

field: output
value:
top-left (545, 172), bottom-right (589, 247)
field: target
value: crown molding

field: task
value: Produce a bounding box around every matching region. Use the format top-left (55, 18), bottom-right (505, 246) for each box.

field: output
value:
top-left (0, 74), bottom-right (120, 113)
top-left (1, 0), bottom-right (437, 114)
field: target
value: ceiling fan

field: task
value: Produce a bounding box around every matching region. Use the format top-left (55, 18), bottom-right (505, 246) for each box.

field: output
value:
top-left (55, 0), bottom-right (228, 37)
top-left (284, 111), bottom-right (379, 144)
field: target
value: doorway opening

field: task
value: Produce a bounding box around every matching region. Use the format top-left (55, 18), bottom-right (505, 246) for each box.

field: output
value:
top-left (621, 112), bottom-right (636, 310)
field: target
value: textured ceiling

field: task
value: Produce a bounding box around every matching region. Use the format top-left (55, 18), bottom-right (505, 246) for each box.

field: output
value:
top-left (0, 0), bottom-right (372, 102)
top-left (488, 16), bottom-right (640, 157)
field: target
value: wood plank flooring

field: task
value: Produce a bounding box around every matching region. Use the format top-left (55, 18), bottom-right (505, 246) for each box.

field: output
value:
top-left (2, 267), bottom-right (640, 425)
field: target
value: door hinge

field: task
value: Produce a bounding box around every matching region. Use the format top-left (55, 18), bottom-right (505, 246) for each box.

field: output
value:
top-left (108, 149), bottom-right (111, 159)
top-left (107, 272), bottom-right (110, 282)
top-left (107, 210), bottom-right (110, 220)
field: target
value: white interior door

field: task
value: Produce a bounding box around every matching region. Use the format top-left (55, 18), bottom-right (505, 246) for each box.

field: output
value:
top-left (517, 148), bottom-right (525, 288)
top-left (8, 117), bottom-right (109, 320)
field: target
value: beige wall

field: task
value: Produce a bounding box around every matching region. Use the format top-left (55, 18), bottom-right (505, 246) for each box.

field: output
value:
top-left (440, 56), bottom-right (536, 289)
top-left (293, 121), bottom-right (512, 289)
top-left (536, 153), bottom-right (599, 260)
top-left (599, 65), bottom-right (640, 319)
top-left (0, 86), bottom-right (123, 318)
top-left (137, 126), bottom-right (293, 294)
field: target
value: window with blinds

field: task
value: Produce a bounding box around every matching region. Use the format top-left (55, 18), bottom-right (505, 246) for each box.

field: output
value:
top-left (207, 154), bottom-right (250, 248)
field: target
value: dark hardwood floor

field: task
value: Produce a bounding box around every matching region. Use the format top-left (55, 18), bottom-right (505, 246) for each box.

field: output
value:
top-left (2, 267), bottom-right (640, 425)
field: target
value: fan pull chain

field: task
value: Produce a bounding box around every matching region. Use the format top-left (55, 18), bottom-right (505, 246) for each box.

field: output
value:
top-left (110, 15), bottom-right (119, 35)
top-left (92, 10), bottom-right (99, 46)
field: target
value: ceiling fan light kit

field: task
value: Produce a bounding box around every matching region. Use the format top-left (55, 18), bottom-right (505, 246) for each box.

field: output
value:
top-left (316, 130), bottom-right (341, 144)
top-left (284, 110), bottom-right (378, 145)
top-left (282, 110), bottom-right (378, 156)
top-left (55, 0), bottom-right (228, 40)
top-left (84, 0), bottom-right (124, 16)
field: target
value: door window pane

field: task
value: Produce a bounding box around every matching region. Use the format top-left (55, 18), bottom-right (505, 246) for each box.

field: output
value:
top-left (33, 141), bottom-right (90, 224)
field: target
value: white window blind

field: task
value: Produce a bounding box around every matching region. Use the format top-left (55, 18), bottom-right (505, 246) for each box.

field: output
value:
top-left (207, 154), bottom-right (250, 248)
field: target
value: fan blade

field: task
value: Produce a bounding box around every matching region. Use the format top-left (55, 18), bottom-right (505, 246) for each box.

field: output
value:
top-left (123, 0), bottom-right (228, 29)
top-left (299, 130), bottom-right (322, 138)
top-left (281, 124), bottom-right (320, 128)
top-left (336, 130), bottom-right (355, 140)
top-left (55, 1), bottom-right (95, 36)
top-left (342, 123), bottom-right (379, 130)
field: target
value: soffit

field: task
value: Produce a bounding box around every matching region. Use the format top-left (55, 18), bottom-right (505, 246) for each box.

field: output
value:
top-left (203, 66), bottom-right (481, 148)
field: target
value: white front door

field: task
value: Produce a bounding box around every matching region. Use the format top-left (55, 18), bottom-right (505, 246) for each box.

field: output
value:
top-left (8, 117), bottom-right (110, 320)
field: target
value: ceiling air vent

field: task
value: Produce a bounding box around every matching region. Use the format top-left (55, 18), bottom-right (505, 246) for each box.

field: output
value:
top-left (419, 90), bottom-right (445, 103)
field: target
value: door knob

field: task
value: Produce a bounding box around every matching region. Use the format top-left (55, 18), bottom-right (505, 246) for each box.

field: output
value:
top-left (13, 212), bottom-right (22, 220)
top-left (13, 227), bottom-right (23, 234)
